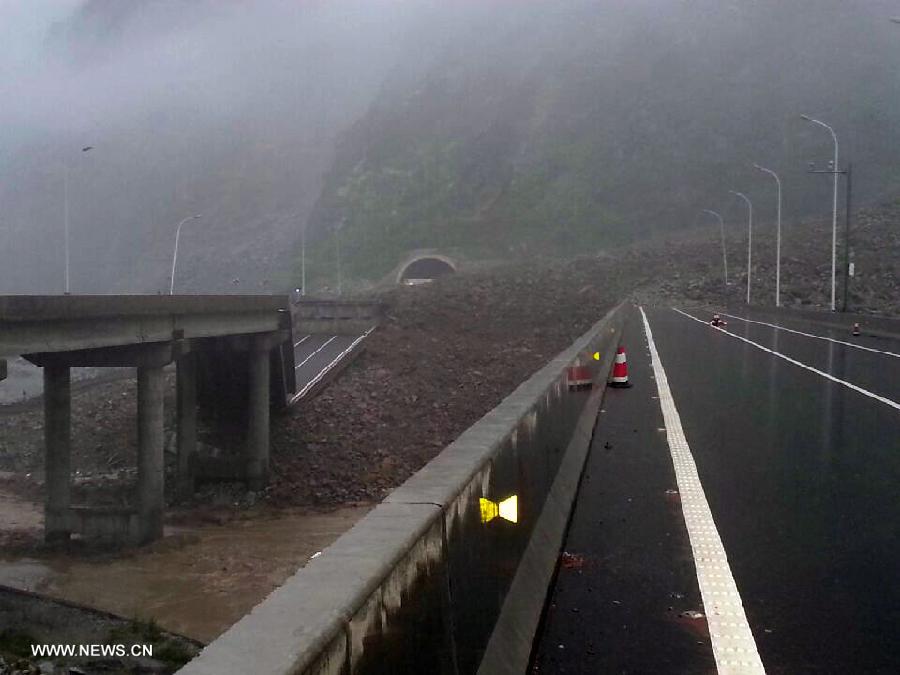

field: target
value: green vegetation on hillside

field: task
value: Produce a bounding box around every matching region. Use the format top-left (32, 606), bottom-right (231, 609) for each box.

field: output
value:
top-left (297, 0), bottom-right (900, 288)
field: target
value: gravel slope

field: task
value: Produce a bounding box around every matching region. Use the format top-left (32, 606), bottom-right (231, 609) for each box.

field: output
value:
top-left (1, 201), bottom-right (896, 514)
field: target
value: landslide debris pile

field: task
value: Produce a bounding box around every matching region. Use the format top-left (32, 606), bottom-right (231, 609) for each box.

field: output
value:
top-left (0, 200), bottom-right (896, 514)
top-left (268, 258), bottom-right (631, 506)
top-left (627, 201), bottom-right (900, 316)
top-left (269, 201), bottom-right (895, 507)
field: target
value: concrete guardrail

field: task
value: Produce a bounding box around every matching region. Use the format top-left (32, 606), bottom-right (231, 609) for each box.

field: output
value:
top-left (291, 300), bottom-right (383, 336)
top-left (177, 302), bottom-right (627, 675)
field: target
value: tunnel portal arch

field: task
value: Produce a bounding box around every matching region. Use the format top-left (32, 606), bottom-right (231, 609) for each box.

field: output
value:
top-left (396, 254), bottom-right (458, 284)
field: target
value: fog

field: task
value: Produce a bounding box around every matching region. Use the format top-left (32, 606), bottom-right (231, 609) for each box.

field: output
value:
top-left (1, 0), bottom-right (899, 293)
top-left (0, 0), bottom-right (423, 293)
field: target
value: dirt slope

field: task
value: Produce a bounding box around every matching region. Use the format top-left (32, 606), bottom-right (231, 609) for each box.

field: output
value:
top-left (0, 201), bottom-right (896, 515)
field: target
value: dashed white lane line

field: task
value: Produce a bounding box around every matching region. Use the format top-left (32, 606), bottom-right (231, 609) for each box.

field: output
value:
top-left (294, 335), bottom-right (337, 370)
top-left (717, 312), bottom-right (900, 359)
top-left (675, 308), bottom-right (900, 412)
top-left (290, 327), bottom-right (375, 404)
top-left (640, 306), bottom-right (766, 675)
top-left (293, 334), bottom-right (311, 348)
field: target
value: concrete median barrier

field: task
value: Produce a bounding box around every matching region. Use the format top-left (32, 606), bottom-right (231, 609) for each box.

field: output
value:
top-left (177, 302), bottom-right (627, 675)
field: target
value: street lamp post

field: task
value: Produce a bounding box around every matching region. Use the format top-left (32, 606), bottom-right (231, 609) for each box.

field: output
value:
top-left (801, 114), bottom-right (839, 311)
top-left (169, 215), bottom-right (201, 294)
top-left (63, 145), bottom-right (94, 294)
top-left (700, 209), bottom-right (728, 289)
top-left (753, 164), bottom-right (783, 307)
top-left (729, 190), bottom-right (753, 305)
top-left (842, 162), bottom-right (853, 312)
top-left (335, 217), bottom-right (345, 296)
top-left (806, 158), bottom-right (854, 312)
top-left (300, 220), bottom-right (307, 297)
top-left (64, 166), bottom-right (69, 293)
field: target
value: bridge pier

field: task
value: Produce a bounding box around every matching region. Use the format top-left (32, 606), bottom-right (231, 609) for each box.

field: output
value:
top-left (137, 364), bottom-right (165, 543)
top-left (176, 352), bottom-right (197, 499)
top-left (30, 342), bottom-right (179, 545)
top-left (43, 365), bottom-right (72, 543)
top-left (246, 333), bottom-right (277, 491)
top-left (3, 294), bottom-right (292, 546)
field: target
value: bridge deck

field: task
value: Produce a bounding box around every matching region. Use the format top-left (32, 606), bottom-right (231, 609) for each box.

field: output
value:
top-left (0, 295), bottom-right (289, 357)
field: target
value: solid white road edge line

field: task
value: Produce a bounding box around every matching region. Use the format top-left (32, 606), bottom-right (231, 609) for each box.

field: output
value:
top-left (640, 306), bottom-right (766, 674)
top-left (675, 308), bottom-right (900, 412)
top-left (290, 327), bottom-right (375, 404)
top-left (294, 335), bottom-right (338, 370)
top-left (717, 312), bottom-right (900, 359)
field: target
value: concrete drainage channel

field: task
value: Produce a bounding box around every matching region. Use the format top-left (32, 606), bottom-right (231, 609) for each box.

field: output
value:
top-left (177, 303), bottom-right (626, 675)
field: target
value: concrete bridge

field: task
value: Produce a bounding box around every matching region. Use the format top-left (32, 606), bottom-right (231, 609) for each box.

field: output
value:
top-left (0, 295), bottom-right (380, 546)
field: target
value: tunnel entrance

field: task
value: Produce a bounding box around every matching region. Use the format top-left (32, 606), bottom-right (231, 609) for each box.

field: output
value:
top-left (398, 257), bottom-right (457, 285)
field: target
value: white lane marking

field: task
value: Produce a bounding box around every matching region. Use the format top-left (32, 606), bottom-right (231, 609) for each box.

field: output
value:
top-left (290, 327), bottom-right (375, 403)
top-left (675, 308), bottom-right (900, 412)
top-left (640, 307), bottom-right (766, 674)
top-left (717, 312), bottom-right (900, 359)
top-left (293, 334), bottom-right (311, 348)
top-left (294, 335), bottom-right (337, 370)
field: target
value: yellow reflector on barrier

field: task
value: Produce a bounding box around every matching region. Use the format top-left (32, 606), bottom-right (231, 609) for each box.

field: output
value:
top-left (480, 495), bottom-right (518, 524)
top-left (592, 352), bottom-right (601, 361)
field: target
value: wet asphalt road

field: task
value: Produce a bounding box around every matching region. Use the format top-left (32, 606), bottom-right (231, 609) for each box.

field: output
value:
top-left (533, 305), bottom-right (900, 674)
top-left (532, 310), bottom-right (716, 674)
top-left (292, 333), bottom-right (360, 400)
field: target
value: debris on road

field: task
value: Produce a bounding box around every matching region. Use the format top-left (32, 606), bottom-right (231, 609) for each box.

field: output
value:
top-left (560, 552), bottom-right (587, 570)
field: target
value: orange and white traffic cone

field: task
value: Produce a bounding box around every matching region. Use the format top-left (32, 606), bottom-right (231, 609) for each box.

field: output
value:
top-left (609, 346), bottom-right (632, 388)
top-left (851, 322), bottom-right (861, 336)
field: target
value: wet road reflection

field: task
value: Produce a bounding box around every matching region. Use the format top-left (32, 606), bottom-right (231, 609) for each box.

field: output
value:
top-left (650, 308), bottom-right (900, 673)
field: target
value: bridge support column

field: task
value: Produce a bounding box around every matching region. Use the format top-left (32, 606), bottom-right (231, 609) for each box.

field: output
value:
top-left (246, 334), bottom-right (273, 491)
top-left (43, 365), bottom-right (72, 543)
top-left (176, 352), bottom-right (197, 498)
top-left (137, 364), bottom-right (165, 543)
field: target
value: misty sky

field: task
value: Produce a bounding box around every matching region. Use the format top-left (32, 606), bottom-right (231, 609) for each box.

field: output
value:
top-left (0, 0), bottom-right (432, 292)
top-left (0, 0), bottom-right (78, 64)
top-left (1, 0), bottom-right (899, 293)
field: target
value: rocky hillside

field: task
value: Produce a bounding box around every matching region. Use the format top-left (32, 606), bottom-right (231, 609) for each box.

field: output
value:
top-left (2, 198), bottom-right (895, 521)
top-left (636, 200), bottom-right (900, 315)
top-left (301, 0), bottom-right (900, 287)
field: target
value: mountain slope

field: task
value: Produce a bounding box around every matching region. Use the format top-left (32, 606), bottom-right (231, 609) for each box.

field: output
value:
top-left (301, 0), bottom-right (900, 286)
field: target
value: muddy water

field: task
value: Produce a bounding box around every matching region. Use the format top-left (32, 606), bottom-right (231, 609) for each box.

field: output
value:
top-left (0, 505), bottom-right (370, 642)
